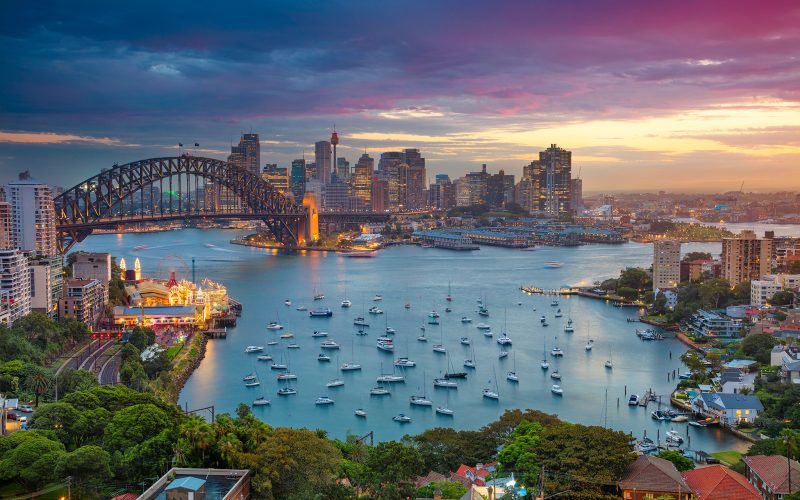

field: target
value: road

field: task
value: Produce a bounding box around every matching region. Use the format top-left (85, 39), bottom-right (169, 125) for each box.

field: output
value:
top-left (98, 350), bottom-right (122, 385)
top-left (77, 340), bottom-right (115, 372)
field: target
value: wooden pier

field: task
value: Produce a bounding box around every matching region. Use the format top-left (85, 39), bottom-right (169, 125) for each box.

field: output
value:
top-left (204, 328), bottom-right (227, 339)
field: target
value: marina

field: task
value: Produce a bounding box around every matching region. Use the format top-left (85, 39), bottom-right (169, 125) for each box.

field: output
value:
top-left (75, 228), bottom-right (748, 451)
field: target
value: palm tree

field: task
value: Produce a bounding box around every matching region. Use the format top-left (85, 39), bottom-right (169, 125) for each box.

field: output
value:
top-left (26, 369), bottom-right (51, 407)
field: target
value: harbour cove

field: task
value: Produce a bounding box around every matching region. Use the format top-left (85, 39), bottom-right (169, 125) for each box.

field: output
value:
top-left (74, 228), bottom-right (751, 453)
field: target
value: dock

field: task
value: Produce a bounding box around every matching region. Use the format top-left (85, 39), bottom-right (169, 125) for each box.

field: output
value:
top-left (204, 328), bottom-right (227, 339)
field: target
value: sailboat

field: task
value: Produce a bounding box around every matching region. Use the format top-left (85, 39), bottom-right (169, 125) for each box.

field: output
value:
top-left (605, 346), bottom-right (613, 369)
top-left (354, 297), bottom-right (369, 326)
top-left (341, 284), bottom-right (351, 308)
top-left (385, 313), bottom-right (395, 334)
top-left (482, 366), bottom-right (500, 400)
top-left (444, 354), bottom-right (467, 379)
top-left (446, 281), bottom-right (453, 302)
top-left (433, 324), bottom-right (446, 354)
top-left (540, 339), bottom-right (550, 370)
top-left (507, 352), bottom-right (518, 382)
top-left (464, 346), bottom-right (476, 369)
top-left (341, 337), bottom-right (362, 371)
top-left (585, 322), bottom-right (593, 351)
top-left (410, 372), bottom-right (433, 407)
top-left (436, 390), bottom-right (454, 416)
top-left (564, 305), bottom-right (574, 333)
top-left (267, 311), bottom-right (283, 330)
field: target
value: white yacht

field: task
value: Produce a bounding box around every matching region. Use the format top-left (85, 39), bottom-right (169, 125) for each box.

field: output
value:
top-left (296, 306), bottom-right (307, 311)
top-left (506, 371), bottom-right (518, 382)
top-left (393, 414), bottom-right (411, 423)
top-left (551, 299), bottom-right (559, 306)
top-left (354, 317), bottom-right (369, 326)
top-left (385, 327), bottom-right (396, 334)
top-left (409, 396), bottom-right (433, 406)
top-left (287, 343), bottom-right (300, 349)
top-left (665, 430), bottom-right (684, 444)
top-left (245, 379), bottom-right (260, 387)
top-left (245, 346), bottom-right (264, 353)
top-left (277, 387), bottom-right (297, 396)
top-left (605, 359), bottom-right (613, 369)
top-left (326, 379), bottom-right (344, 388)
top-left (280, 333), bottom-right (294, 339)
top-left (476, 323), bottom-right (491, 330)
top-left (497, 335), bottom-right (512, 345)
top-left (376, 374), bottom-right (405, 383)
top-left (436, 406), bottom-right (454, 416)
top-left (433, 344), bottom-right (446, 354)
top-left (373, 294), bottom-right (383, 301)
top-left (551, 384), bottom-right (563, 395)
top-left (314, 293), bottom-right (325, 301)
top-left (277, 372), bottom-right (297, 380)
top-left (270, 362), bottom-right (288, 370)
top-left (417, 334), bottom-right (428, 342)
top-left (368, 306), bottom-right (383, 315)
top-left (370, 386), bottom-right (390, 396)
top-left (257, 354), bottom-right (273, 362)
top-left (341, 299), bottom-right (352, 308)
top-left (585, 340), bottom-right (594, 351)
top-left (317, 353), bottom-right (331, 362)
top-left (482, 388), bottom-right (499, 400)
top-left (541, 359), bottom-right (550, 370)
top-left (340, 363), bottom-right (362, 371)
top-left (315, 396), bottom-right (334, 405)
top-left (376, 339), bottom-right (394, 352)
top-left (242, 373), bottom-right (257, 382)
top-left (461, 317), bottom-right (472, 323)
top-left (555, 309), bottom-right (563, 318)
top-left (564, 323), bottom-right (574, 333)
top-left (267, 341), bottom-right (278, 346)
top-left (483, 330), bottom-right (494, 337)
top-left (499, 351), bottom-right (509, 359)
top-left (252, 397), bottom-right (270, 406)
top-left (433, 378), bottom-right (458, 388)
top-left (550, 347), bottom-right (564, 357)
top-left (320, 340), bottom-right (340, 349)
top-left (312, 331), bottom-right (328, 337)
top-left (267, 322), bottom-right (283, 330)
top-left (355, 408), bottom-right (367, 417)
top-left (284, 299), bottom-right (292, 306)
top-left (550, 370), bottom-right (561, 380)
top-left (464, 359), bottom-right (476, 369)
top-left (460, 337), bottom-right (471, 345)
top-left (394, 357), bottom-right (417, 368)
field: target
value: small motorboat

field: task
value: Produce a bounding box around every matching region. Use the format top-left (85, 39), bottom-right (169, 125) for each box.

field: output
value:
top-left (405, 303), bottom-right (411, 309)
top-left (652, 410), bottom-right (667, 420)
top-left (445, 307), bottom-right (452, 313)
top-left (296, 305), bottom-right (308, 311)
top-left (585, 340), bottom-right (594, 351)
top-left (482, 388), bottom-right (499, 400)
top-left (326, 379), bottom-right (344, 388)
top-left (551, 300), bottom-right (559, 306)
top-left (356, 329), bottom-right (368, 336)
top-left (551, 384), bottom-right (563, 395)
top-left (355, 408), bottom-right (367, 417)
top-left (318, 353), bottom-right (331, 362)
top-left (540, 315), bottom-right (546, 322)
top-left (245, 346), bottom-right (264, 353)
top-left (280, 333), bottom-right (294, 339)
top-left (277, 387), bottom-right (297, 396)
top-left (252, 397), bottom-right (270, 406)
top-left (550, 347), bottom-right (564, 357)
top-left (628, 394), bottom-right (640, 406)
top-left (370, 386), bottom-right (390, 395)
top-left (270, 363), bottom-right (288, 370)
top-left (417, 334), bottom-right (428, 342)
top-left (483, 330), bottom-right (494, 337)
top-left (242, 373), bottom-right (257, 382)
top-left (354, 317), bottom-right (369, 326)
top-left (460, 337), bottom-right (471, 345)
top-left (497, 335), bottom-right (512, 345)
top-left (428, 310), bottom-right (440, 318)
top-left (541, 359), bottom-right (550, 370)
top-left (373, 294), bottom-right (383, 301)
top-left (312, 331), bottom-right (328, 337)
top-left (550, 371), bottom-right (561, 380)
top-left (555, 310), bottom-right (563, 318)
top-left (267, 341), bottom-right (278, 346)
top-left (461, 317), bottom-right (473, 323)
top-left (376, 339), bottom-right (394, 352)
top-left (499, 351), bottom-right (509, 359)
top-left (478, 307), bottom-right (489, 317)
top-left (671, 415), bottom-right (689, 423)
top-left (340, 363), bottom-right (362, 371)
top-left (464, 359), bottom-right (476, 368)
top-left (665, 430), bottom-right (684, 444)
top-left (314, 293), bottom-right (325, 301)
top-left (394, 357), bottom-right (416, 368)
top-left (476, 323), bottom-right (491, 330)
top-left (267, 322), bottom-right (283, 330)
top-left (433, 378), bottom-right (458, 388)
top-left (564, 324), bottom-right (574, 333)
top-left (409, 396), bottom-right (432, 406)
top-left (436, 406), bottom-right (454, 416)
top-left (368, 306), bottom-right (383, 315)
top-left (284, 299), bottom-right (292, 306)
top-left (506, 371), bottom-right (518, 382)
top-left (315, 396), bottom-right (334, 405)
top-left (257, 354), bottom-right (273, 362)
top-left (245, 380), bottom-right (260, 387)
top-left (309, 308), bottom-right (333, 317)
top-left (320, 340), bottom-right (340, 349)
top-left (542, 320), bottom-right (549, 327)
top-left (341, 300), bottom-right (352, 308)
top-left (385, 327), bottom-right (396, 334)
top-left (544, 262), bottom-right (562, 269)
top-left (605, 360), bottom-right (613, 369)
top-left (277, 372), bottom-right (297, 380)
top-left (287, 343), bottom-right (300, 349)
top-left (432, 344), bottom-right (446, 354)
top-left (393, 413), bottom-right (411, 423)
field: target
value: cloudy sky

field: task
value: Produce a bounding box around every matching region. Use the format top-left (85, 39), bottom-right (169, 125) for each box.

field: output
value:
top-left (1, 0), bottom-right (799, 192)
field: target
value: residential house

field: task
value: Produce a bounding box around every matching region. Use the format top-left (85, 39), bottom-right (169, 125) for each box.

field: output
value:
top-left (743, 455), bottom-right (800, 499)
top-left (715, 368), bottom-right (756, 394)
top-left (691, 393), bottom-right (763, 425)
top-left (455, 462), bottom-right (496, 487)
top-left (685, 309), bottom-right (744, 338)
top-left (619, 455), bottom-right (692, 500)
top-left (771, 344), bottom-right (800, 383)
top-left (681, 464), bottom-right (759, 499)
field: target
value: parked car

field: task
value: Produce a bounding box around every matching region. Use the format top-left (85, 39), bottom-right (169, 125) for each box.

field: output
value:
top-left (18, 416), bottom-right (27, 423)
top-left (19, 405), bottom-right (33, 413)
top-left (5, 412), bottom-right (17, 421)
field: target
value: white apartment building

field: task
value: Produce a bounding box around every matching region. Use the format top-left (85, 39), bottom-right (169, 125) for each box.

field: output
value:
top-left (751, 274), bottom-right (800, 306)
top-left (7, 179), bottom-right (57, 256)
top-left (0, 248), bottom-right (31, 323)
top-left (653, 239), bottom-right (681, 291)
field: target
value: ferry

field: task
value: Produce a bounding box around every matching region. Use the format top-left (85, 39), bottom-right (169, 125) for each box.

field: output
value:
top-left (551, 384), bottom-right (564, 396)
top-left (409, 396), bottom-right (432, 406)
top-left (394, 357), bottom-right (416, 368)
top-left (310, 308), bottom-right (333, 317)
top-left (393, 414), bottom-right (412, 423)
top-left (315, 396), bottom-right (335, 405)
top-left (355, 408), bottom-right (367, 417)
top-left (245, 346), bottom-right (264, 353)
top-left (277, 387), bottom-right (297, 396)
top-left (320, 340), bottom-right (340, 349)
top-left (340, 363), bottom-right (362, 371)
top-left (312, 331), bottom-right (328, 337)
top-left (317, 354), bottom-right (331, 362)
top-left (267, 322), bottom-right (283, 330)
top-left (353, 317), bottom-right (369, 326)
top-left (370, 386), bottom-right (390, 396)
top-left (252, 397), bottom-right (270, 406)
top-left (543, 262), bottom-right (563, 269)
top-left (433, 378), bottom-right (458, 388)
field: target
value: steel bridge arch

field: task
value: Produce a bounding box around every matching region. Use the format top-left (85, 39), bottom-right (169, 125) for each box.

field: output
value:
top-left (54, 155), bottom-right (309, 253)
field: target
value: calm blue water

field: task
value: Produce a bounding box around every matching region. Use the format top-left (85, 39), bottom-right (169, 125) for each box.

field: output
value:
top-left (75, 229), bottom-right (753, 452)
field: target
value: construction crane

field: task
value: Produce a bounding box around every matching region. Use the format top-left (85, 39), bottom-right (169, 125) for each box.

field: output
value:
top-left (740, 180), bottom-right (744, 193)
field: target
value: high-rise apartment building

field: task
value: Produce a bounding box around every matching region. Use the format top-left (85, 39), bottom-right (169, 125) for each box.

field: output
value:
top-left (228, 133), bottom-right (261, 176)
top-left (336, 158), bottom-right (350, 181)
top-left (371, 178), bottom-right (389, 212)
top-left (401, 149), bottom-right (426, 209)
top-left (262, 165), bottom-right (290, 194)
top-left (455, 164), bottom-right (490, 207)
top-left (429, 174), bottom-right (455, 210)
top-left (72, 252), bottom-right (112, 283)
top-left (315, 141), bottom-right (332, 184)
top-left (525, 144), bottom-right (573, 216)
top-left (0, 201), bottom-right (11, 249)
top-left (487, 170), bottom-right (515, 208)
top-left (653, 240), bottom-right (681, 291)
top-left (570, 178), bottom-right (583, 213)
top-left (352, 153), bottom-right (374, 210)
top-left (30, 256), bottom-right (63, 318)
top-left (722, 230), bottom-right (773, 285)
top-left (58, 278), bottom-right (106, 327)
top-left (290, 159), bottom-right (306, 203)
top-left (7, 176), bottom-right (57, 256)
top-left (378, 152), bottom-right (403, 210)
top-left (0, 248), bottom-right (31, 323)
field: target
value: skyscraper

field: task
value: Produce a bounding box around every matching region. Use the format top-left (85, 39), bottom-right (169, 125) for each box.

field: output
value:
top-left (429, 175), bottom-right (455, 210)
top-left (7, 175), bottom-right (57, 256)
top-left (336, 158), bottom-right (350, 181)
top-left (378, 152), bottom-right (403, 210)
top-left (371, 178), bottom-right (388, 212)
top-left (352, 153), bottom-right (374, 210)
top-left (722, 230), bottom-right (773, 285)
top-left (570, 178), bottom-right (583, 213)
top-left (262, 164), bottom-right (290, 194)
top-left (653, 240), bottom-right (681, 291)
top-left (290, 159), bottom-right (307, 202)
top-left (315, 140), bottom-right (332, 184)
top-left (0, 201), bottom-right (11, 249)
top-left (330, 130), bottom-right (340, 180)
top-left (401, 149), bottom-right (426, 209)
top-left (0, 248), bottom-right (31, 323)
top-left (228, 133), bottom-right (261, 176)
top-left (524, 145), bottom-right (573, 216)
top-left (487, 170), bottom-right (515, 208)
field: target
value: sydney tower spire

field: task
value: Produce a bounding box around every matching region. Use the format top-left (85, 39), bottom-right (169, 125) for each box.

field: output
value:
top-left (330, 126), bottom-right (339, 182)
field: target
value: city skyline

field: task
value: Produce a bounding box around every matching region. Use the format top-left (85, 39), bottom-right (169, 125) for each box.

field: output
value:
top-left (1, 1), bottom-right (799, 191)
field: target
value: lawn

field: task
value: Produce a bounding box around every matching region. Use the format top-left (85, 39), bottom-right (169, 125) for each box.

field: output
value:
top-left (710, 450), bottom-right (744, 466)
top-left (166, 343), bottom-right (184, 360)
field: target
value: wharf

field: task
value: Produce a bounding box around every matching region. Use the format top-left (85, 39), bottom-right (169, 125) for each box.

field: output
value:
top-left (520, 286), bottom-right (646, 307)
top-left (204, 328), bottom-right (227, 339)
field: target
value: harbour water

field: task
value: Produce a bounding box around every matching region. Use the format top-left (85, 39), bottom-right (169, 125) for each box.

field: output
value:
top-left (75, 229), bottom-right (759, 452)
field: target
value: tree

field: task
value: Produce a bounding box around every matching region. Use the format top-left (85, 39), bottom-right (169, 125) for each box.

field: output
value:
top-left (56, 368), bottom-right (99, 396)
top-left (29, 401), bottom-right (83, 448)
top-left (682, 252), bottom-right (712, 262)
top-left (698, 278), bottom-right (733, 309)
top-left (103, 403), bottom-right (172, 452)
top-left (732, 281), bottom-right (751, 304)
top-left (416, 481), bottom-right (468, 499)
top-left (119, 357), bottom-right (147, 390)
top-left (25, 365), bottom-right (52, 407)
top-left (771, 290), bottom-right (796, 306)
top-left (657, 450), bottom-right (694, 471)
top-left (409, 427), bottom-right (486, 473)
top-left (617, 287), bottom-right (638, 300)
top-left (740, 334), bottom-right (778, 364)
top-left (619, 268), bottom-right (652, 292)
top-left (365, 441), bottom-right (425, 487)
top-left (497, 420), bottom-right (543, 487)
top-left (600, 279), bottom-right (619, 292)
top-left (0, 431), bottom-right (67, 487)
top-left (56, 445), bottom-right (112, 493)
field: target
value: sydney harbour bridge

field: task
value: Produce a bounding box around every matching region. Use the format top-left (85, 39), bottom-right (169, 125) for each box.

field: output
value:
top-left (54, 155), bottom-right (391, 254)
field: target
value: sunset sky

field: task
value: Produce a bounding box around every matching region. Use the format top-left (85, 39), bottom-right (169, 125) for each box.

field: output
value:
top-left (1, 0), bottom-right (799, 192)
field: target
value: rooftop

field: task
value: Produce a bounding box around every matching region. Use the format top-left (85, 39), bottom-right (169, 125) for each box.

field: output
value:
top-left (681, 464), bottom-right (759, 499)
top-left (619, 455), bottom-right (690, 493)
top-left (113, 305), bottom-right (197, 316)
top-left (744, 455), bottom-right (800, 495)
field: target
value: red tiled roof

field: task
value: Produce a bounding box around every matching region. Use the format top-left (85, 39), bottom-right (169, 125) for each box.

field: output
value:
top-left (619, 455), bottom-right (691, 493)
top-left (112, 494), bottom-right (139, 500)
top-left (413, 471), bottom-right (448, 488)
top-left (744, 455), bottom-right (800, 494)
top-left (682, 465), bottom-right (760, 499)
